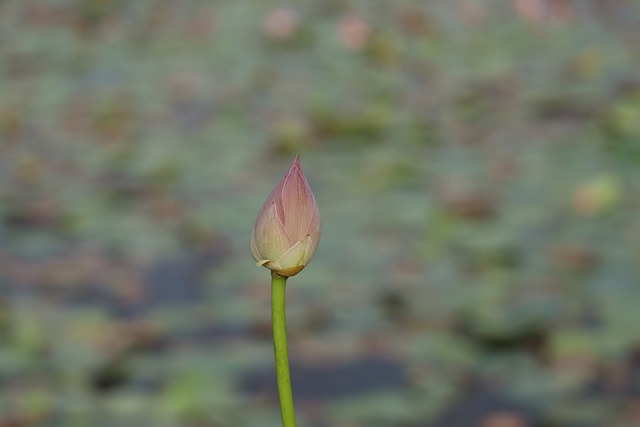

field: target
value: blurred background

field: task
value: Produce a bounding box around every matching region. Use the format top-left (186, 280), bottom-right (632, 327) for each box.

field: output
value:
top-left (1, 1), bottom-right (640, 426)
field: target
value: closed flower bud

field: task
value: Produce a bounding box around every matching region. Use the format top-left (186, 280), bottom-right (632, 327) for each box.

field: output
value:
top-left (251, 155), bottom-right (321, 277)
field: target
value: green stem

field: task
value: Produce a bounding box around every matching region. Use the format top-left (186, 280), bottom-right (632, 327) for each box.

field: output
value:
top-left (271, 272), bottom-right (297, 427)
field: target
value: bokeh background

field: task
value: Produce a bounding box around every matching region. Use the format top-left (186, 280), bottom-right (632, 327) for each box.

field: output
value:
top-left (1, 1), bottom-right (640, 426)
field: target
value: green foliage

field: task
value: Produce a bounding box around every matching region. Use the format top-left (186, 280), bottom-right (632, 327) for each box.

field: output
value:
top-left (0, 0), bottom-right (639, 426)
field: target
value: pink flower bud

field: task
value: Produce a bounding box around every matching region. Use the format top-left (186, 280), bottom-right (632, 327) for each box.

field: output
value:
top-left (251, 155), bottom-right (321, 277)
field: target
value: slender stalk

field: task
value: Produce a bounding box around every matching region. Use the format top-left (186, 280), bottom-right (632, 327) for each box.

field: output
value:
top-left (271, 272), bottom-right (297, 427)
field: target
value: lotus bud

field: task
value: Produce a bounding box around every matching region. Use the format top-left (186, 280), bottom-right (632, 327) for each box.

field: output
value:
top-left (251, 155), bottom-right (321, 277)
